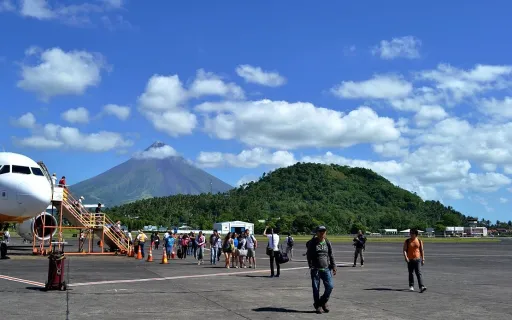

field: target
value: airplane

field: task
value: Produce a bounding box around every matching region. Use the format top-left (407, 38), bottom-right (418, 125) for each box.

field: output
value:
top-left (0, 152), bottom-right (55, 257)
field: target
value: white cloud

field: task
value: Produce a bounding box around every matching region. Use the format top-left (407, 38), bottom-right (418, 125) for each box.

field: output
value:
top-left (482, 163), bottom-right (497, 172)
top-left (61, 107), bottom-right (89, 124)
top-left (196, 99), bottom-right (400, 149)
top-left (235, 65), bottom-right (286, 87)
top-left (499, 197), bottom-right (508, 203)
top-left (372, 36), bottom-right (422, 60)
top-left (18, 47), bottom-right (106, 101)
top-left (103, 104), bottom-right (130, 121)
top-left (414, 105), bottom-right (448, 127)
top-left (331, 75), bottom-right (413, 99)
top-left (444, 189), bottom-right (464, 200)
top-left (133, 145), bottom-right (177, 160)
top-left (12, 112), bottom-right (36, 128)
top-left (480, 97), bottom-right (512, 119)
top-left (197, 148), bottom-right (296, 168)
top-left (0, 0), bottom-right (15, 12)
top-left (15, 123), bottom-right (132, 152)
top-left (137, 74), bottom-right (196, 136)
top-left (372, 138), bottom-right (409, 158)
top-left (189, 69), bottom-right (245, 99)
top-left (12, 0), bottom-right (127, 27)
top-left (137, 69), bottom-right (245, 137)
top-left (236, 175), bottom-right (259, 187)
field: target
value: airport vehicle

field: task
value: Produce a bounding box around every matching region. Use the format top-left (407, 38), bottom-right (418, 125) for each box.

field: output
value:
top-left (0, 152), bottom-right (55, 255)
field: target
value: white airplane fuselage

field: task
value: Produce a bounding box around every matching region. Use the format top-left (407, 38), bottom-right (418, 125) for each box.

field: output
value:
top-left (0, 152), bottom-right (55, 242)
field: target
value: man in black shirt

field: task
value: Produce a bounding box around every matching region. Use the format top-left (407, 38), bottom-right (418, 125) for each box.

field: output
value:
top-left (306, 226), bottom-right (337, 314)
top-left (353, 230), bottom-right (366, 267)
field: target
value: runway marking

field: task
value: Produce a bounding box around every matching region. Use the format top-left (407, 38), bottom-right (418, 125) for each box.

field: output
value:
top-left (69, 262), bottom-right (352, 287)
top-left (0, 274), bottom-right (45, 287)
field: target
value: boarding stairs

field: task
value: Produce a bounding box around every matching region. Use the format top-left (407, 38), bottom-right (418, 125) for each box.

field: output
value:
top-left (56, 189), bottom-right (129, 254)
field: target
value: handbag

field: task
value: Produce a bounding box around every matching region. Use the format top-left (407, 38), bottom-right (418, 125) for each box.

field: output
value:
top-left (266, 231), bottom-right (275, 256)
top-left (277, 245), bottom-right (289, 264)
top-left (239, 249), bottom-right (248, 256)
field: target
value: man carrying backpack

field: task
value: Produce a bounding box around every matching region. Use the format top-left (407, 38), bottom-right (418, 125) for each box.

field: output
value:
top-left (353, 230), bottom-right (366, 267)
top-left (306, 226), bottom-right (337, 314)
top-left (403, 228), bottom-right (427, 293)
top-left (285, 232), bottom-right (294, 261)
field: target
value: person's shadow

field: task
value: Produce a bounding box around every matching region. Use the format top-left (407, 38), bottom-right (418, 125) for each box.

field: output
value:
top-left (364, 288), bottom-right (410, 292)
top-left (253, 307), bottom-right (316, 314)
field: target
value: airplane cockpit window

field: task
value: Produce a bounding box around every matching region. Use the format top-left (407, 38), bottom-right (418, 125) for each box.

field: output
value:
top-left (12, 165), bottom-right (32, 175)
top-left (31, 167), bottom-right (44, 176)
top-left (0, 165), bottom-right (10, 175)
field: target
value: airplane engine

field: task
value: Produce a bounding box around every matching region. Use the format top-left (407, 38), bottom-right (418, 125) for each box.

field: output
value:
top-left (16, 213), bottom-right (58, 242)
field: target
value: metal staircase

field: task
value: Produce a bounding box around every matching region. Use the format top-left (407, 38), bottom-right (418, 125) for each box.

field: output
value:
top-left (57, 189), bottom-right (129, 254)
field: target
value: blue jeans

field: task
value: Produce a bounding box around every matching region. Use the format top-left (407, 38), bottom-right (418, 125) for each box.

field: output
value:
top-left (311, 269), bottom-right (334, 306)
top-left (139, 242), bottom-right (145, 258)
top-left (210, 247), bottom-right (218, 264)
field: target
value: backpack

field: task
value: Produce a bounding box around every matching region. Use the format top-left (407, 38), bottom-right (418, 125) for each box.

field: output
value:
top-left (223, 240), bottom-right (231, 250)
top-left (166, 237), bottom-right (173, 247)
top-left (237, 239), bottom-right (246, 250)
top-left (287, 236), bottom-right (294, 247)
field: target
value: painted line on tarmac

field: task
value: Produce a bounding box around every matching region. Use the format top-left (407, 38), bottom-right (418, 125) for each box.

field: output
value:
top-left (69, 262), bottom-right (352, 287)
top-left (0, 274), bottom-right (45, 287)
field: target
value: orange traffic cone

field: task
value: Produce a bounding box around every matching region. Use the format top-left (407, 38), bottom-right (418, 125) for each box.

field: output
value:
top-left (136, 246), bottom-right (142, 260)
top-left (128, 246), bottom-right (134, 257)
top-left (161, 249), bottom-right (168, 264)
top-left (147, 246), bottom-right (153, 262)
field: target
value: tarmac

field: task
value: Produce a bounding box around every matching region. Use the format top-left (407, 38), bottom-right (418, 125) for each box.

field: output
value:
top-left (1, 238), bottom-right (511, 320)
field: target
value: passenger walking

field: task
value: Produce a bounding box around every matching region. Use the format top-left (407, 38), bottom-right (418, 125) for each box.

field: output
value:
top-left (154, 233), bottom-right (160, 250)
top-left (165, 233), bottom-right (175, 260)
top-left (209, 230), bottom-right (220, 265)
top-left (238, 234), bottom-right (248, 268)
top-left (222, 232), bottom-right (234, 268)
top-left (231, 233), bottom-right (239, 268)
top-left (285, 232), bottom-right (294, 261)
top-left (245, 229), bottom-right (257, 269)
top-left (197, 231), bottom-right (206, 265)
top-left (403, 228), bottom-right (427, 292)
top-left (181, 235), bottom-right (189, 259)
top-left (216, 232), bottom-right (223, 262)
top-left (136, 230), bottom-right (148, 258)
top-left (353, 230), bottom-right (366, 267)
top-left (263, 226), bottom-right (280, 278)
top-left (78, 230), bottom-right (85, 252)
top-left (306, 226), bottom-right (336, 314)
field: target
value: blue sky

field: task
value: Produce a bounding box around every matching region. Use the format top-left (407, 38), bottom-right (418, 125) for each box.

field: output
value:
top-left (1, 0), bottom-right (512, 223)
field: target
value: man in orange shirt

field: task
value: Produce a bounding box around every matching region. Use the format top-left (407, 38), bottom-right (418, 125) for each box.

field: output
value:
top-left (403, 228), bottom-right (427, 292)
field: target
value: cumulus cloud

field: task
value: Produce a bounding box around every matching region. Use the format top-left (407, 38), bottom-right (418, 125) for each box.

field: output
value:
top-left (236, 175), bottom-right (259, 187)
top-left (480, 97), bottom-right (512, 119)
top-left (18, 47), bottom-right (106, 101)
top-left (235, 64), bottom-right (286, 87)
top-left (133, 145), bottom-right (178, 160)
top-left (61, 107), bottom-right (89, 124)
top-left (103, 104), bottom-right (130, 121)
top-left (499, 197), bottom-right (508, 203)
top-left (372, 36), bottom-right (422, 60)
top-left (8, 0), bottom-right (128, 27)
top-left (196, 99), bottom-right (400, 149)
top-left (137, 70), bottom-right (246, 137)
top-left (414, 105), bottom-right (448, 127)
top-left (197, 148), bottom-right (296, 168)
top-left (331, 75), bottom-right (413, 99)
top-left (14, 122), bottom-right (132, 152)
top-left (11, 112), bottom-right (36, 128)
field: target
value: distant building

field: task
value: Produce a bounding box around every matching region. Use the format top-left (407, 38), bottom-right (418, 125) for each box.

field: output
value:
top-left (445, 226), bottom-right (464, 236)
top-left (464, 226), bottom-right (488, 237)
top-left (380, 229), bottom-right (397, 235)
top-left (213, 221), bottom-right (254, 235)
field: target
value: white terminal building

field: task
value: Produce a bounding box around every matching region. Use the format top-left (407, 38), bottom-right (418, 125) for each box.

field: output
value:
top-left (213, 221), bottom-right (254, 235)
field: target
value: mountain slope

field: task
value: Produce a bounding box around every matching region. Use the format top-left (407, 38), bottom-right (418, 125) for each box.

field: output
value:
top-left (106, 162), bottom-right (466, 233)
top-left (69, 142), bottom-right (233, 206)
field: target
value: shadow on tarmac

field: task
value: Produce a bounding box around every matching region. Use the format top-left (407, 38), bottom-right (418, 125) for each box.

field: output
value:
top-left (364, 288), bottom-right (410, 292)
top-left (253, 307), bottom-right (317, 314)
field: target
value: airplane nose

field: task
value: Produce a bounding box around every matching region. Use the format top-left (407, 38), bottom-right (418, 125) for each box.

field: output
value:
top-left (17, 182), bottom-right (52, 214)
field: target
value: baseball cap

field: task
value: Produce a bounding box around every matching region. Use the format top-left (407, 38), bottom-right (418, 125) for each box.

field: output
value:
top-left (316, 226), bottom-right (327, 232)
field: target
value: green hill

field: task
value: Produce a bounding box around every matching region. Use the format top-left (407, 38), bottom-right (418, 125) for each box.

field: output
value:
top-left (106, 162), bottom-right (467, 233)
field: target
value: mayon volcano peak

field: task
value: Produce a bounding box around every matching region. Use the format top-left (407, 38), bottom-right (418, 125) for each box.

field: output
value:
top-left (70, 142), bottom-right (233, 206)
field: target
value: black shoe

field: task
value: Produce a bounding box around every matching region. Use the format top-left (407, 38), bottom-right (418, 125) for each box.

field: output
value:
top-left (314, 304), bottom-right (322, 314)
top-left (275, 275), bottom-right (280, 278)
top-left (321, 303), bottom-right (330, 313)
top-left (420, 286), bottom-right (427, 293)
